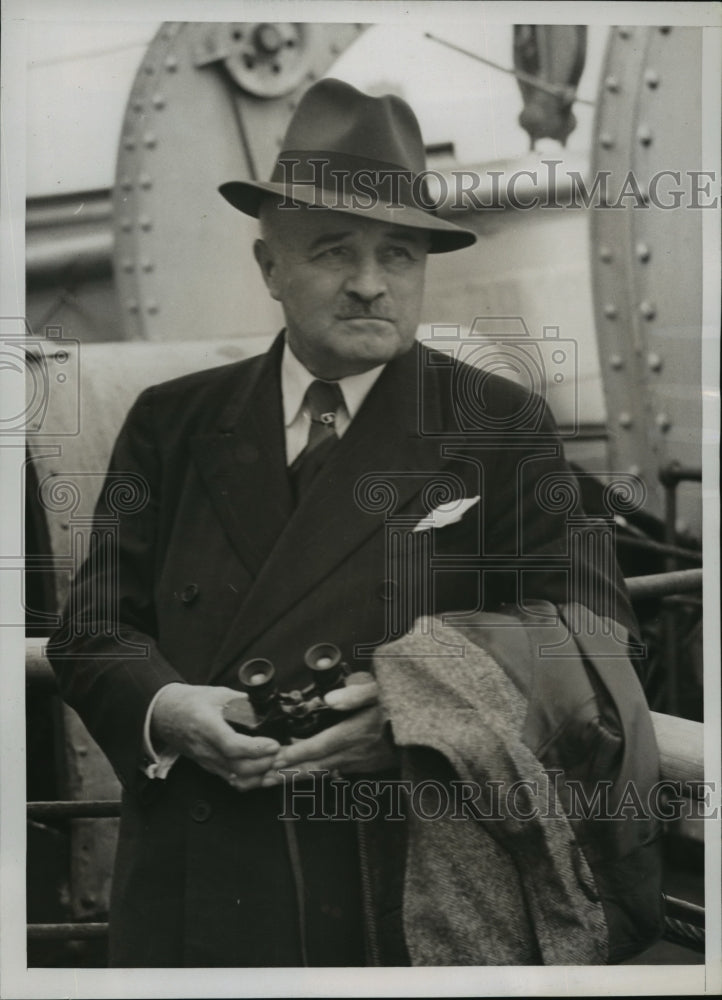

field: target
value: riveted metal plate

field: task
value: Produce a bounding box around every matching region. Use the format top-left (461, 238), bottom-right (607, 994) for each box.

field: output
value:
top-left (590, 27), bottom-right (703, 534)
top-left (56, 703), bottom-right (120, 920)
top-left (112, 22), bottom-right (365, 343)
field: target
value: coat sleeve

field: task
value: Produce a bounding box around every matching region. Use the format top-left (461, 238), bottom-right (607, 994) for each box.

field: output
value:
top-left (478, 380), bottom-right (639, 644)
top-left (47, 386), bottom-right (186, 793)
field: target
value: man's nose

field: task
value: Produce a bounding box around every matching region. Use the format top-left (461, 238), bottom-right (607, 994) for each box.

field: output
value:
top-left (343, 256), bottom-right (388, 302)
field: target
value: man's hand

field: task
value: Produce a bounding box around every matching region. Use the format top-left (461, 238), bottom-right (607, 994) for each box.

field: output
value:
top-left (151, 683), bottom-right (280, 791)
top-left (261, 680), bottom-right (398, 785)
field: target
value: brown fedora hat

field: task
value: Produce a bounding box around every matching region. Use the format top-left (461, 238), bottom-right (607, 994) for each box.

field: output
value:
top-left (219, 78), bottom-right (476, 254)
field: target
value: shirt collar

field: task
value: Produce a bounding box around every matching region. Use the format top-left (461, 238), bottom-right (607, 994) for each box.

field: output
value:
top-left (281, 337), bottom-right (386, 427)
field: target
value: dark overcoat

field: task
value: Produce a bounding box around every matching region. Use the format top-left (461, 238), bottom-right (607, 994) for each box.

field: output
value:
top-left (49, 333), bottom-right (639, 966)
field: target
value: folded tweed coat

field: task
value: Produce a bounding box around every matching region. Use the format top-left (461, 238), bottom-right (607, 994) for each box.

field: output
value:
top-left (374, 601), bottom-right (664, 965)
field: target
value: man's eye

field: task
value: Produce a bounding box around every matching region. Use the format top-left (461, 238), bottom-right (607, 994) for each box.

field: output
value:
top-left (316, 246), bottom-right (349, 261)
top-left (384, 245), bottom-right (415, 262)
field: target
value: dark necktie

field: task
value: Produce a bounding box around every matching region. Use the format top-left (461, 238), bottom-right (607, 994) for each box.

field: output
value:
top-left (289, 379), bottom-right (344, 498)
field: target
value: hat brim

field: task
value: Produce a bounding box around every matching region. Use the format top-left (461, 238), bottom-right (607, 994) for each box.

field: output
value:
top-left (218, 179), bottom-right (477, 254)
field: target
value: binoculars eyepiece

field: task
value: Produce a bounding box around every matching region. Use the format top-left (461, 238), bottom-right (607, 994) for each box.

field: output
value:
top-left (227, 642), bottom-right (351, 742)
top-left (237, 658), bottom-right (277, 710)
top-left (304, 642), bottom-right (344, 693)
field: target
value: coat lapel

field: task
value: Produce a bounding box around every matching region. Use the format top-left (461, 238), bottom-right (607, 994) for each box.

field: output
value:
top-left (189, 334), bottom-right (293, 581)
top-left (207, 341), bottom-right (455, 682)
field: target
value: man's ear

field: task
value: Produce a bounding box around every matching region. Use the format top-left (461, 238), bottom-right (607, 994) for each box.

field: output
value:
top-left (253, 239), bottom-right (282, 301)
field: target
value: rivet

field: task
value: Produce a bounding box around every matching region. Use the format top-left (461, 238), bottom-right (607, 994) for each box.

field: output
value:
top-left (639, 300), bottom-right (656, 321)
top-left (120, 218), bottom-right (132, 232)
top-left (618, 412), bottom-right (633, 429)
top-left (603, 303), bottom-right (618, 319)
top-left (144, 63), bottom-right (155, 75)
top-left (599, 245), bottom-right (613, 263)
top-left (131, 99), bottom-right (144, 112)
top-left (647, 352), bottom-right (663, 372)
top-left (599, 132), bottom-right (614, 149)
top-left (255, 23), bottom-right (283, 55)
top-left (165, 55), bottom-right (178, 72)
top-left (645, 69), bottom-right (660, 89)
top-left (659, 26), bottom-right (672, 35)
top-left (141, 259), bottom-right (154, 272)
top-left (637, 125), bottom-right (653, 146)
top-left (123, 136), bottom-right (136, 151)
top-left (139, 173), bottom-right (153, 189)
top-left (139, 215), bottom-right (152, 231)
top-left (618, 27), bottom-right (631, 39)
top-left (330, 42), bottom-right (341, 54)
top-left (604, 75), bottom-right (620, 93)
top-left (119, 176), bottom-right (133, 191)
top-left (121, 258), bottom-right (134, 273)
top-left (76, 745), bottom-right (88, 757)
top-left (147, 301), bottom-right (159, 315)
top-left (127, 300), bottom-right (139, 313)
top-left (610, 354), bottom-right (624, 370)
top-left (152, 93), bottom-right (166, 110)
top-left (306, 69), bottom-right (316, 81)
top-left (636, 242), bottom-right (651, 262)
top-left (655, 413), bottom-right (671, 432)
top-left (143, 132), bottom-right (157, 149)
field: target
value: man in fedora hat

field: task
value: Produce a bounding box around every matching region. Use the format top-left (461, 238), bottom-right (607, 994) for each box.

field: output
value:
top-left (49, 79), bottom-right (642, 967)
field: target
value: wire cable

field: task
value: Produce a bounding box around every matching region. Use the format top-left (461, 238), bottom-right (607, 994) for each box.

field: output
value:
top-left (424, 32), bottom-right (596, 107)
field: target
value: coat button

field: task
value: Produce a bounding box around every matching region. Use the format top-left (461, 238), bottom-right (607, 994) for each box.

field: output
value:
top-left (377, 579), bottom-right (398, 602)
top-left (190, 799), bottom-right (212, 822)
top-left (180, 583), bottom-right (199, 605)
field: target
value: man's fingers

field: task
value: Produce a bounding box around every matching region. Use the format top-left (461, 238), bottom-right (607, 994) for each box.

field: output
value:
top-left (197, 748), bottom-right (277, 787)
top-left (324, 680), bottom-right (378, 711)
top-left (201, 708), bottom-right (280, 758)
top-left (271, 723), bottom-right (345, 768)
top-left (230, 753), bottom-right (278, 776)
top-left (271, 706), bottom-right (379, 767)
top-left (216, 728), bottom-right (280, 758)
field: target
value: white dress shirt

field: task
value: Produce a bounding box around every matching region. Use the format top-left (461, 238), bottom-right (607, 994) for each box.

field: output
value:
top-left (281, 338), bottom-right (385, 464)
top-left (143, 337), bottom-right (386, 778)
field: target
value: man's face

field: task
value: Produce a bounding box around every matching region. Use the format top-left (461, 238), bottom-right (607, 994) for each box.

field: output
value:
top-left (254, 204), bottom-right (429, 379)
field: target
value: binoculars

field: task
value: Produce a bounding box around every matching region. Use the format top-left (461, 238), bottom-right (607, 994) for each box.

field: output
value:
top-left (222, 642), bottom-right (353, 744)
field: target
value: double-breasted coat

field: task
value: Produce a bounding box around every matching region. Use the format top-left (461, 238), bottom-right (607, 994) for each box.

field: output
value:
top-left (49, 332), bottom-right (638, 966)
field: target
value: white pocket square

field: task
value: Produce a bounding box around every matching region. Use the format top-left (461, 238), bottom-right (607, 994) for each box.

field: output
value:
top-left (412, 495), bottom-right (480, 532)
